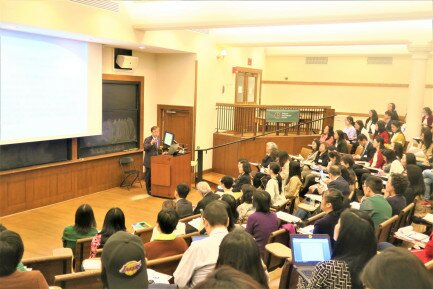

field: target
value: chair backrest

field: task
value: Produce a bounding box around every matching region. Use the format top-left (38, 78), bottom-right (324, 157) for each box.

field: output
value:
top-left (54, 270), bottom-right (102, 289)
top-left (354, 145), bottom-right (364, 156)
top-left (179, 213), bottom-right (201, 224)
top-left (376, 215), bottom-right (399, 243)
top-left (263, 228), bottom-right (290, 271)
top-left (74, 237), bottom-right (93, 272)
top-left (119, 156), bottom-right (134, 165)
top-left (300, 147), bottom-right (312, 160)
top-left (395, 202), bottom-right (415, 231)
top-left (346, 143), bottom-right (353, 154)
top-left (147, 253), bottom-right (183, 276)
top-left (134, 226), bottom-right (154, 244)
top-left (179, 231), bottom-right (200, 247)
top-left (22, 254), bottom-right (73, 285)
top-left (305, 212), bottom-right (326, 226)
top-left (425, 259), bottom-right (433, 271)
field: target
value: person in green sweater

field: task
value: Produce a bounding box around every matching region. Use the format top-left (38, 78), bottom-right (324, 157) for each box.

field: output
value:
top-left (360, 176), bottom-right (392, 229)
top-left (62, 204), bottom-right (98, 254)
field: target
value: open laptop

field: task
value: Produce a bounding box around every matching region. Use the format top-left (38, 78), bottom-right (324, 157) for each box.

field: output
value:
top-left (290, 234), bottom-right (332, 281)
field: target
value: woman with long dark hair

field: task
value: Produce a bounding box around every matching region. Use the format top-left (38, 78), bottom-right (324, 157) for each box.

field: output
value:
top-left (381, 149), bottom-right (404, 176)
top-left (298, 209), bottom-right (377, 289)
top-left (343, 116), bottom-right (357, 142)
top-left (278, 150), bottom-right (291, 186)
top-left (232, 159), bottom-right (252, 192)
top-left (405, 164), bottom-right (425, 204)
top-left (62, 204), bottom-right (97, 253)
top-left (319, 125), bottom-right (334, 145)
top-left (334, 130), bottom-right (349, 153)
top-left (386, 121), bottom-right (406, 149)
top-left (365, 109), bottom-right (378, 134)
top-left (216, 229), bottom-right (269, 289)
top-left (374, 120), bottom-right (390, 144)
top-left (422, 107), bottom-right (433, 128)
top-left (387, 102), bottom-right (399, 121)
top-left (90, 207), bottom-right (126, 257)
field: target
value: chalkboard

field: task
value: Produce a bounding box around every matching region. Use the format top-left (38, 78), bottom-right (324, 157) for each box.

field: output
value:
top-left (78, 81), bottom-right (140, 158)
top-left (0, 139), bottom-right (69, 171)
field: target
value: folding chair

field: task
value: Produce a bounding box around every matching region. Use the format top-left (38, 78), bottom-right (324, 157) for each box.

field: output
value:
top-left (263, 229), bottom-right (291, 271)
top-left (147, 253), bottom-right (183, 278)
top-left (54, 270), bottom-right (102, 289)
top-left (119, 156), bottom-right (142, 190)
top-left (376, 215), bottom-right (399, 243)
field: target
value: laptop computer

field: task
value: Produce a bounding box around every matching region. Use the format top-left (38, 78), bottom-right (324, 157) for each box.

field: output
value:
top-left (290, 234), bottom-right (332, 281)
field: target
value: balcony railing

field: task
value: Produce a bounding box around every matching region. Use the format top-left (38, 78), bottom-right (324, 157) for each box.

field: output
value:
top-left (216, 103), bottom-right (335, 136)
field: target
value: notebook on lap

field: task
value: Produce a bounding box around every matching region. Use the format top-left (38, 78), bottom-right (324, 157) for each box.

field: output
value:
top-left (290, 234), bottom-right (332, 281)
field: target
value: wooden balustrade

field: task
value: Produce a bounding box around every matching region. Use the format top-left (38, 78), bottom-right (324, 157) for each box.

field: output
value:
top-left (216, 103), bottom-right (335, 136)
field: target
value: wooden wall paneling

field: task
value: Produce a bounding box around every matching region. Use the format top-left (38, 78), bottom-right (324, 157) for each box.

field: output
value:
top-left (6, 174), bottom-right (27, 215)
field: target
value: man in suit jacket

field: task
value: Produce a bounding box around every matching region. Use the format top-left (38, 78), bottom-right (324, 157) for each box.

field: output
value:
top-left (144, 126), bottom-right (160, 195)
top-left (193, 181), bottom-right (220, 214)
top-left (354, 134), bottom-right (375, 162)
top-left (318, 165), bottom-right (350, 197)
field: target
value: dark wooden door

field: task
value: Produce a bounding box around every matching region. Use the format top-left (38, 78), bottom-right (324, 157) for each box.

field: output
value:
top-left (158, 105), bottom-right (194, 152)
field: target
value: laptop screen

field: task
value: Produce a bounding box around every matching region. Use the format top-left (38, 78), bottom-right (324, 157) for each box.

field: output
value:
top-left (291, 234), bottom-right (332, 266)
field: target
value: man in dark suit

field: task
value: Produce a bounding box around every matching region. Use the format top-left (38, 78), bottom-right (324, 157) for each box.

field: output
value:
top-left (354, 134), bottom-right (375, 162)
top-left (193, 181), bottom-right (220, 214)
top-left (318, 165), bottom-right (350, 197)
top-left (144, 126), bottom-right (160, 195)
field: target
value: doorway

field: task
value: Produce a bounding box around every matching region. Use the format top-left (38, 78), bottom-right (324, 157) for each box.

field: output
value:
top-left (157, 105), bottom-right (194, 154)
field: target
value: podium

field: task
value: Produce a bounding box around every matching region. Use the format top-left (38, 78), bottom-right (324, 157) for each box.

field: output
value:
top-left (151, 153), bottom-right (190, 198)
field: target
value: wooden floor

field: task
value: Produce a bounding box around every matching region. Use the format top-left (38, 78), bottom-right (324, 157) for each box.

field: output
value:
top-left (0, 181), bottom-right (282, 288)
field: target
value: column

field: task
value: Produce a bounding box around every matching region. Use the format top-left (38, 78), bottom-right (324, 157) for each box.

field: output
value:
top-left (405, 43), bottom-right (432, 139)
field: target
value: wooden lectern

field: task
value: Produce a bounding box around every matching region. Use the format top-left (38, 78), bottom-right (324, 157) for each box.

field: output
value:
top-left (150, 153), bottom-right (190, 198)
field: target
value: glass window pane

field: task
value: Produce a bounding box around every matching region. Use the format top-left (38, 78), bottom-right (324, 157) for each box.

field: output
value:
top-left (247, 76), bottom-right (256, 103)
top-left (236, 74), bottom-right (244, 103)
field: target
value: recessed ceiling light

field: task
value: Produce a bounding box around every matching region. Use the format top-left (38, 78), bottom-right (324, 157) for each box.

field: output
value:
top-left (138, 45), bottom-right (146, 49)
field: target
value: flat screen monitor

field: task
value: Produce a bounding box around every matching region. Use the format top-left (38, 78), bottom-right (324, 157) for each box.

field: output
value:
top-left (163, 131), bottom-right (174, 146)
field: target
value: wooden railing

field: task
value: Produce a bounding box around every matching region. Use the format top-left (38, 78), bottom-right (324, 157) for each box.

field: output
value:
top-left (216, 103), bottom-right (335, 136)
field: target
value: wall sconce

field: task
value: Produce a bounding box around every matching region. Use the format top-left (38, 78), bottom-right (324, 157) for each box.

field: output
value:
top-left (217, 49), bottom-right (228, 61)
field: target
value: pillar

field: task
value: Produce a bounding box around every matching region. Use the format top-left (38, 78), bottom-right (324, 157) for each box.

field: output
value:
top-left (405, 43), bottom-right (432, 139)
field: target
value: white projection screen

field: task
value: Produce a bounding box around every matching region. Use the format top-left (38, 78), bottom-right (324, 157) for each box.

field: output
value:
top-left (0, 29), bottom-right (102, 145)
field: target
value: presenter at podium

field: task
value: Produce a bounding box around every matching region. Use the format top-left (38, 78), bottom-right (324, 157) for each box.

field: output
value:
top-left (144, 126), bottom-right (160, 195)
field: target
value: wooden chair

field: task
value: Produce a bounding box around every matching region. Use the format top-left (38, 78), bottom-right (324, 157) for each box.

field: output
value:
top-left (300, 147), bottom-right (312, 160)
top-left (134, 226), bottom-right (154, 244)
top-left (278, 258), bottom-right (298, 289)
top-left (346, 143), bottom-right (353, 154)
top-left (54, 270), bottom-right (102, 289)
top-left (263, 228), bottom-right (291, 271)
top-left (179, 213), bottom-right (201, 223)
top-left (22, 251), bottom-right (73, 285)
top-left (395, 202), bottom-right (415, 231)
top-left (271, 199), bottom-right (291, 212)
top-left (354, 145), bottom-right (364, 156)
top-left (74, 237), bottom-right (93, 272)
top-left (305, 212), bottom-right (326, 226)
top-left (179, 231), bottom-right (200, 246)
top-left (376, 215), bottom-right (399, 243)
top-left (147, 253), bottom-right (183, 277)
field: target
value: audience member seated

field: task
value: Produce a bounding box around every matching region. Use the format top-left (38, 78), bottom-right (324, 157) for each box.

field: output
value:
top-left (365, 109), bottom-right (378, 134)
top-left (423, 167), bottom-right (433, 202)
top-left (405, 164), bottom-right (425, 204)
top-left (354, 136), bottom-right (385, 189)
top-left (193, 182), bottom-right (220, 214)
top-left (386, 102), bottom-right (400, 121)
top-left (232, 159), bottom-right (252, 193)
top-left (302, 139), bottom-right (320, 165)
top-left (0, 230), bottom-right (49, 289)
top-left (412, 231), bottom-right (433, 263)
top-left (381, 149), bottom-right (404, 176)
top-left (319, 125), bottom-right (334, 146)
top-left (216, 175), bottom-right (234, 196)
top-left (341, 155), bottom-right (357, 192)
top-left (409, 127), bottom-right (433, 165)
top-left (246, 191), bottom-right (279, 257)
top-left (237, 184), bottom-right (256, 224)
top-left (300, 142), bottom-right (330, 196)
top-left (144, 209), bottom-right (188, 260)
top-left (101, 231), bottom-right (149, 289)
top-left (353, 134), bottom-right (375, 162)
top-left (174, 202), bottom-right (229, 289)
top-left (422, 106), bottom-right (433, 128)
top-left (375, 120), bottom-right (391, 143)
top-left (90, 207), bottom-right (126, 258)
top-left (392, 141), bottom-right (404, 160)
top-left (62, 204), bottom-right (98, 253)
top-left (386, 120), bottom-right (406, 149)
top-left (384, 174), bottom-right (409, 216)
top-left (220, 195), bottom-right (239, 227)
top-left (261, 142), bottom-right (278, 168)
top-left (361, 247), bottom-right (433, 289)
top-left (355, 120), bottom-right (369, 140)
top-left (402, 153), bottom-right (417, 170)
top-left (327, 151), bottom-right (341, 171)
top-left (322, 165), bottom-right (350, 197)
top-left (216, 229), bottom-right (269, 289)
top-left (334, 130), bottom-right (349, 153)
top-left (383, 111), bottom-right (393, 133)
top-left (0, 225), bottom-right (25, 272)
top-left (265, 162), bottom-right (286, 207)
top-left (313, 188), bottom-right (345, 247)
top-left (193, 266), bottom-right (264, 289)
top-left (284, 161), bottom-right (302, 201)
top-left (298, 209), bottom-right (376, 289)
top-left (175, 183), bottom-right (193, 218)
top-left (343, 116), bottom-right (357, 143)
top-left (360, 176), bottom-right (392, 229)
top-left (277, 151), bottom-right (291, 186)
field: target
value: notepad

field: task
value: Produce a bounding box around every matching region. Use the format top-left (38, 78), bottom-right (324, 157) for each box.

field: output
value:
top-left (276, 211), bottom-right (301, 223)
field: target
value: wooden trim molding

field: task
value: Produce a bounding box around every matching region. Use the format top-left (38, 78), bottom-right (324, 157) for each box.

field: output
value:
top-left (263, 80), bottom-right (433, 88)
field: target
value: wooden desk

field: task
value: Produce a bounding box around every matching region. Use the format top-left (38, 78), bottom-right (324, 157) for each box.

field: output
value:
top-left (151, 154), bottom-right (190, 198)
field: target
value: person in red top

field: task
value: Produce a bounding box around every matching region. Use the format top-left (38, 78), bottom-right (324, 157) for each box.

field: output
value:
top-left (144, 208), bottom-right (188, 262)
top-left (0, 230), bottom-right (49, 289)
top-left (355, 136), bottom-right (385, 190)
top-left (375, 120), bottom-right (390, 144)
top-left (412, 232), bottom-right (433, 263)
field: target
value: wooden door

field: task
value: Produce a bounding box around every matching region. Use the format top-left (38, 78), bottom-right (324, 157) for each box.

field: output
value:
top-left (234, 67), bottom-right (262, 104)
top-left (157, 105), bottom-right (194, 152)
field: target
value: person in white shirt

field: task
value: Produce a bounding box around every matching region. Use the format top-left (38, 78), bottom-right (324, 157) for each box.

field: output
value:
top-left (265, 162), bottom-right (286, 207)
top-left (343, 116), bottom-right (357, 142)
top-left (173, 201), bottom-right (229, 289)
